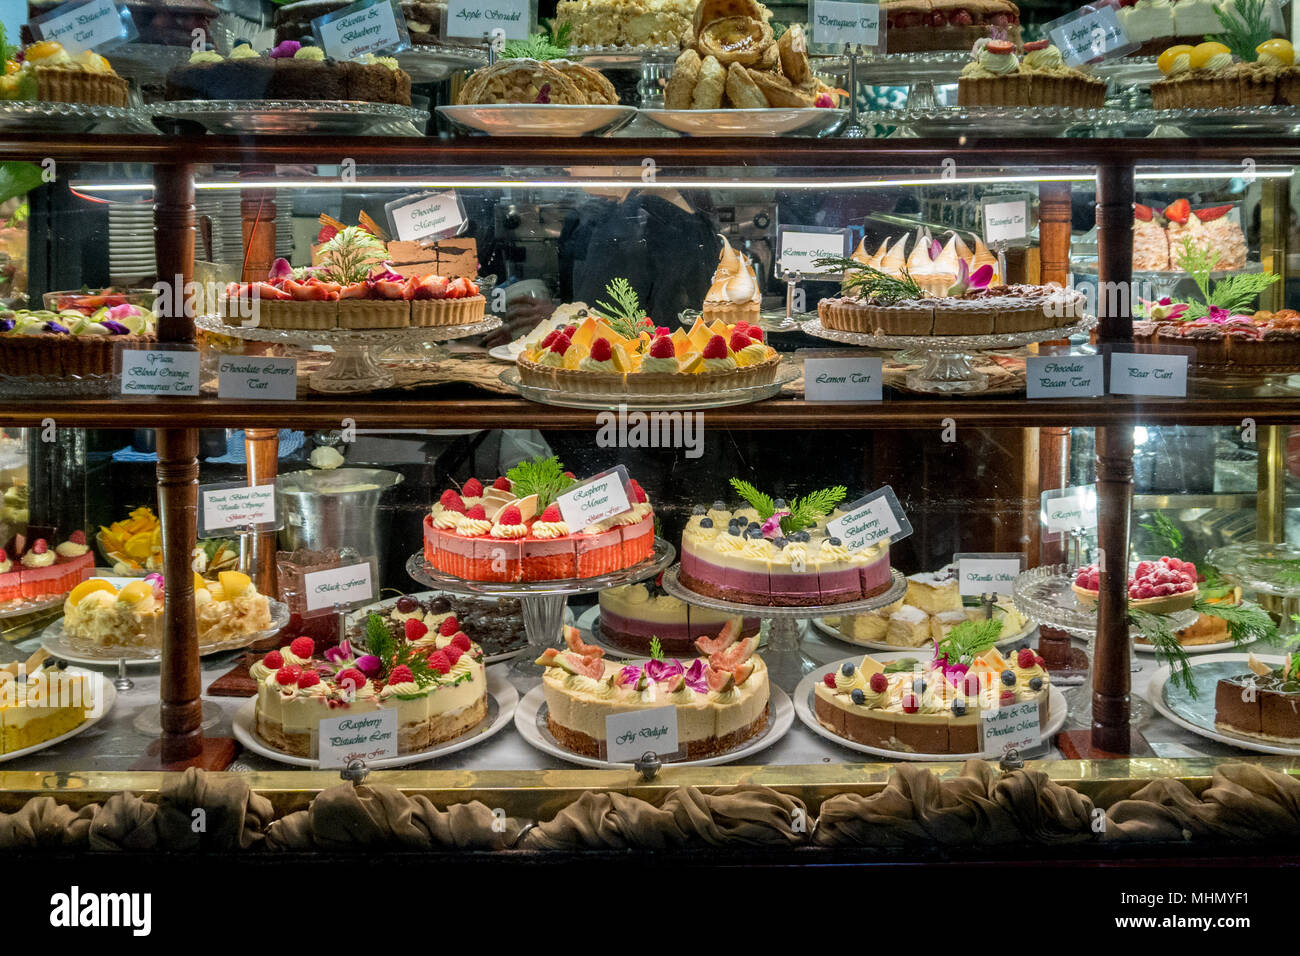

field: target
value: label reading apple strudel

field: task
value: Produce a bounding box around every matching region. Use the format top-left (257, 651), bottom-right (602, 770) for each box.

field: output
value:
top-left (826, 485), bottom-right (913, 550)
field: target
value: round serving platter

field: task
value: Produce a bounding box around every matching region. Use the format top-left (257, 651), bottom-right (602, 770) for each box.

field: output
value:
top-left (660, 564), bottom-right (909, 619)
top-left (438, 103), bottom-right (638, 137)
top-left (0, 671), bottom-right (116, 764)
top-left (154, 99), bottom-right (429, 135)
top-left (809, 613), bottom-right (1038, 654)
top-left (514, 681), bottom-right (793, 769)
top-left (640, 107), bottom-right (847, 137)
top-left (1126, 105), bottom-right (1300, 136)
top-left (232, 667), bottom-right (518, 769)
top-left (0, 100), bottom-right (152, 133)
top-left (793, 651), bottom-right (1067, 761)
top-left (501, 364), bottom-right (798, 410)
top-left (396, 45), bottom-right (489, 82)
top-left (865, 106), bottom-right (1125, 137)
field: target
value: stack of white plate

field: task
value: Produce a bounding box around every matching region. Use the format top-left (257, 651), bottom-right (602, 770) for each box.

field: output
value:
top-left (108, 203), bottom-right (156, 286)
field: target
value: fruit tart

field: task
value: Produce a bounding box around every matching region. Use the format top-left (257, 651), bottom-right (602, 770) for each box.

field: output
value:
top-left (1, 40), bottom-right (128, 106)
top-left (1071, 556), bottom-right (1200, 614)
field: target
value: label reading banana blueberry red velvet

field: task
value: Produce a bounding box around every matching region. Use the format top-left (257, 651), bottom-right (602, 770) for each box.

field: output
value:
top-left (29, 0), bottom-right (137, 53)
top-left (386, 191), bottom-right (467, 243)
top-left (604, 705), bottom-right (679, 762)
top-left (119, 348), bottom-right (200, 396)
top-left (217, 355), bottom-right (297, 401)
top-left (1108, 351), bottom-right (1188, 397)
top-left (304, 562), bottom-right (374, 611)
top-left (555, 465), bottom-right (633, 531)
top-left (444, 0), bottom-right (534, 41)
top-left (826, 485), bottom-right (913, 550)
top-left (312, 0), bottom-right (410, 59)
top-left (980, 698), bottom-right (1041, 756)
top-left (199, 481), bottom-right (277, 536)
top-left (318, 708), bottom-right (398, 768)
top-left (809, 1), bottom-right (880, 51)
top-left (1025, 354), bottom-right (1103, 399)
top-left (803, 356), bottom-right (883, 402)
top-left (1044, 5), bottom-right (1137, 66)
top-left (954, 553), bottom-right (1024, 597)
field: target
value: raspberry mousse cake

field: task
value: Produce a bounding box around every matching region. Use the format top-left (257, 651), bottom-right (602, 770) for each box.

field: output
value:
top-left (538, 625), bottom-right (769, 760)
top-left (598, 581), bottom-right (759, 656)
top-left (679, 479), bottom-right (892, 607)
top-left (1215, 653), bottom-right (1300, 743)
top-left (1072, 556), bottom-right (1199, 614)
top-left (423, 456), bottom-right (655, 584)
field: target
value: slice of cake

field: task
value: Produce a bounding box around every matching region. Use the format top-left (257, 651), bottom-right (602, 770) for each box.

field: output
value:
top-left (885, 604), bottom-right (930, 647)
top-left (904, 570), bottom-right (963, 615)
top-left (0, 650), bottom-right (97, 754)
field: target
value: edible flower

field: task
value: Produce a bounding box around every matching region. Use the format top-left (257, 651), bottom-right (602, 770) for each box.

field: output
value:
top-left (100, 320), bottom-right (130, 335)
top-left (0, 318), bottom-right (13, 332)
top-left (367, 263), bottom-right (406, 284)
top-left (617, 664), bottom-right (641, 685)
top-left (269, 257), bottom-right (294, 281)
top-left (644, 658), bottom-right (683, 683)
top-left (682, 659), bottom-right (710, 693)
top-left (761, 510), bottom-right (790, 538)
top-left (535, 82), bottom-right (551, 104)
top-left (42, 320), bottom-right (69, 334)
top-left (354, 654), bottom-right (382, 678)
top-left (143, 572), bottom-right (165, 600)
top-left (269, 40), bottom-right (300, 59)
top-left (945, 259), bottom-right (993, 297)
top-left (1142, 296), bottom-right (1188, 322)
top-left (323, 641), bottom-right (354, 665)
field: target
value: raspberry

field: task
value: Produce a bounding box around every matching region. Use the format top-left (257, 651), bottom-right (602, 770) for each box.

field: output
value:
top-left (901, 693), bottom-right (919, 714)
top-left (823, 673), bottom-right (837, 689)
top-left (747, 327), bottom-right (764, 342)
top-left (443, 644), bottom-right (464, 665)
top-left (404, 618), bottom-right (429, 641)
top-left (30, 539), bottom-right (47, 554)
top-left (964, 673), bottom-right (982, 697)
top-left (428, 650), bottom-right (452, 675)
top-left (439, 489), bottom-right (466, 511)
top-left (336, 668), bottom-right (367, 691)
top-left (548, 334), bottom-right (571, 355)
top-left (275, 665), bottom-right (302, 686)
top-left (701, 334), bottom-right (728, 359)
top-left (733, 320), bottom-right (749, 332)
top-left (497, 505), bottom-right (522, 526)
top-left (462, 477), bottom-right (483, 498)
top-left (869, 672), bottom-right (888, 692)
top-left (263, 650), bottom-right (283, 669)
top-left (1035, 654), bottom-right (1045, 666)
top-left (648, 335), bottom-right (675, 358)
top-left (563, 471), bottom-right (575, 479)
top-left (631, 482), bottom-right (647, 503)
top-left (388, 665), bottom-right (415, 685)
top-left (655, 326), bottom-right (670, 337)
top-left (451, 632), bottom-right (472, 652)
top-left (540, 503), bottom-right (562, 522)
top-left (563, 324), bottom-right (578, 337)
top-left (728, 331), bottom-right (752, 353)
top-left (69, 530), bottom-right (86, 545)
top-left (439, 615), bottom-right (460, 636)
top-left (1018, 648), bottom-right (1036, 669)
top-left (539, 330), bottom-right (559, 349)
top-left (493, 476), bottom-right (512, 491)
top-left (297, 671), bottom-right (320, 688)
top-left (466, 504), bottom-right (486, 520)
top-left (590, 337), bottom-right (613, 362)
top-left (289, 637), bottom-right (315, 659)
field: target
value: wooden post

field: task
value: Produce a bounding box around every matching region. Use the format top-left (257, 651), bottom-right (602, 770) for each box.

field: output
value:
top-left (245, 429), bottom-right (281, 597)
top-left (1038, 181), bottom-right (1073, 287)
top-left (156, 429), bottom-right (202, 762)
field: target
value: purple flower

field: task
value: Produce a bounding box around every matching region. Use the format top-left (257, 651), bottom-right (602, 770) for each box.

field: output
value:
top-left (144, 572), bottom-right (165, 600)
top-left (945, 260), bottom-right (993, 297)
top-left (0, 318), bottom-right (14, 333)
top-left (644, 658), bottom-right (684, 683)
top-left (929, 238), bottom-right (942, 260)
top-left (354, 654), bottom-right (381, 678)
top-left (269, 257), bottom-right (293, 280)
top-left (43, 321), bottom-right (69, 334)
top-left (761, 511), bottom-right (790, 538)
top-left (683, 659), bottom-right (710, 693)
top-left (101, 320), bottom-right (130, 335)
top-left (617, 664), bottom-right (641, 686)
top-left (323, 641), bottom-right (354, 665)
top-left (270, 40), bottom-right (300, 59)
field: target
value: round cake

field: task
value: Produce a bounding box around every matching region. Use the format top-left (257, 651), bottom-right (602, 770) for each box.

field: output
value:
top-left (597, 582), bottom-right (759, 655)
top-left (349, 592), bottom-right (530, 659)
top-left (0, 304), bottom-right (157, 379)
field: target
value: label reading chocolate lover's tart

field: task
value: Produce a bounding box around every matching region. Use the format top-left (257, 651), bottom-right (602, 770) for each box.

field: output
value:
top-left (604, 704), bottom-right (679, 763)
top-left (312, 0), bottom-right (410, 59)
top-left (217, 355), bottom-right (297, 401)
top-left (318, 708), bottom-right (398, 768)
top-left (444, 0), bottom-right (534, 41)
top-left (1044, 5), bottom-right (1137, 67)
top-left (827, 485), bottom-right (913, 550)
top-left (809, 1), bottom-right (880, 51)
top-left (555, 465), bottom-right (633, 531)
top-left (29, 0), bottom-right (137, 54)
top-left (980, 698), bottom-right (1041, 756)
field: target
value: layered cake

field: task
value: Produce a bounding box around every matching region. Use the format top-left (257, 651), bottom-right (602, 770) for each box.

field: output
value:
top-left (0, 41), bottom-right (129, 105)
top-left (0, 536), bottom-right (94, 602)
top-left (538, 624), bottom-right (769, 759)
top-left (62, 572), bottom-right (272, 649)
top-left (275, 0), bottom-right (447, 47)
top-left (0, 304), bottom-right (157, 378)
top-left (165, 40), bottom-right (412, 105)
top-left (516, 285), bottom-right (779, 396)
top-left (0, 650), bottom-right (97, 755)
top-left (598, 582), bottom-right (759, 655)
top-left (252, 623), bottom-right (487, 758)
top-left (679, 480), bottom-right (893, 607)
top-left (957, 38), bottom-right (1105, 108)
top-left (882, 0), bottom-right (1023, 53)
top-left (1071, 556), bottom-right (1199, 613)
top-left (1215, 654), bottom-right (1300, 741)
top-left (554, 0), bottom-right (697, 49)
top-left (813, 620), bottom-right (1051, 755)
top-left (1116, 0), bottom-right (1283, 56)
top-left (423, 456), bottom-right (655, 584)
top-left (350, 592), bottom-right (531, 659)
top-left (1132, 199), bottom-right (1248, 271)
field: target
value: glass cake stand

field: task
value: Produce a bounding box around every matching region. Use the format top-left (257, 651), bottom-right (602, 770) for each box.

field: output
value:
top-left (1207, 542), bottom-right (1300, 638)
top-left (863, 106), bottom-right (1126, 138)
top-left (500, 364), bottom-right (798, 410)
top-left (405, 538), bottom-right (675, 682)
top-left (153, 100), bottom-right (430, 136)
top-left (197, 314), bottom-right (501, 393)
top-left (801, 315), bottom-right (1096, 394)
top-left (1012, 564), bottom-right (1198, 728)
top-left (660, 564), bottom-right (907, 691)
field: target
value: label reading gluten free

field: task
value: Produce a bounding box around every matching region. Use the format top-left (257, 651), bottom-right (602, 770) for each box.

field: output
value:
top-left (304, 562), bottom-right (374, 611)
top-left (389, 191), bottom-right (466, 242)
top-left (1045, 5), bottom-right (1137, 66)
top-left (555, 465), bottom-right (633, 531)
top-left (826, 485), bottom-right (913, 550)
top-left (605, 705), bottom-right (678, 762)
top-left (218, 355), bottom-right (297, 401)
top-left (810, 0), bottom-right (880, 49)
top-left (1109, 351), bottom-right (1188, 397)
top-left (30, 0), bottom-right (136, 53)
top-left (312, 0), bottom-right (410, 60)
top-left (804, 357), bottom-right (883, 402)
top-left (1025, 354), bottom-right (1104, 399)
top-left (955, 555), bottom-right (1023, 597)
top-left (318, 708), bottom-right (398, 768)
top-left (980, 698), bottom-right (1041, 756)
top-left (120, 349), bottom-right (200, 396)
top-left (445, 0), bottom-right (532, 41)
top-left (200, 482), bottom-right (276, 534)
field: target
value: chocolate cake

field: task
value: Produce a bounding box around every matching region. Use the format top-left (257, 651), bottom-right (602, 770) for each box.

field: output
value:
top-left (1215, 656), bottom-right (1300, 742)
top-left (350, 593), bottom-right (529, 660)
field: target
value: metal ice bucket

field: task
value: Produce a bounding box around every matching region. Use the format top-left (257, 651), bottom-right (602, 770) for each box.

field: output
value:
top-left (276, 468), bottom-right (404, 556)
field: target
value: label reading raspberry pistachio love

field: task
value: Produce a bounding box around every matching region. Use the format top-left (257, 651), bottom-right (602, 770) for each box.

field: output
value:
top-left (444, 0), bottom-right (534, 41)
top-left (810, 1), bottom-right (880, 51)
top-left (555, 465), bottom-right (633, 531)
top-left (604, 705), bottom-right (679, 763)
top-left (29, 0), bottom-right (137, 54)
top-left (980, 698), bottom-right (1041, 757)
top-left (304, 562), bottom-right (374, 611)
top-left (318, 708), bottom-right (398, 768)
top-left (312, 0), bottom-right (410, 59)
top-left (1044, 5), bottom-right (1137, 66)
top-left (826, 485), bottom-right (913, 550)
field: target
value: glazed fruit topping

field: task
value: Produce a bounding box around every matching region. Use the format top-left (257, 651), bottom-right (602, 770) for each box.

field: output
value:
top-left (1134, 203), bottom-right (1154, 222)
top-left (1024, 39), bottom-right (1049, 51)
top-left (388, 665), bottom-right (415, 684)
top-left (462, 477), bottom-right (483, 498)
top-left (440, 489), bottom-right (466, 511)
top-left (439, 615), bottom-right (460, 636)
top-left (395, 595), bottom-right (418, 613)
top-left (263, 650), bottom-right (284, 669)
top-left (1193, 203), bottom-right (1233, 222)
top-left (869, 671), bottom-right (888, 692)
top-left (1164, 198), bottom-right (1190, 225)
top-left (590, 337), bottom-right (613, 362)
top-left (648, 335), bottom-right (675, 358)
top-left (987, 39), bottom-right (1015, 54)
top-left (702, 334), bottom-right (729, 359)
top-left (289, 636), bottom-right (315, 659)
top-left (404, 618), bottom-right (429, 640)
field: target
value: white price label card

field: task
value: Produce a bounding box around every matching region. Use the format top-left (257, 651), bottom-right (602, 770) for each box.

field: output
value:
top-left (826, 485), bottom-right (913, 550)
top-left (954, 553), bottom-right (1024, 597)
top-left (1040, 485), bottom-right (1097, 534)
top-left (119, 348), bottom-right (200, 396)
top-left (605, 705), bottom-right (679, 762)
top-left (775, 226), bottom-right (849, 276)
top-left (980, 698), bottom-right (1041, 756)
top-left (1108, 351), bottom-right (1188, 397)
top-left (1025, 354), bottom-right (1104, 399)
top-left (29, 0), bottom-right (136, 53)
top-left (810, 0), bottom-right (880, 49)
top-left (804, 356), bottom-right (883, 402)
top-left (1045, 4), bottom-right (1137, 66)
top-left (555, 465), bottom-right (633, 531)
top-left (318, 708), bottom-right (398, 768)
top-left (445, 0), bottom-right (533, 40)
top-left (312, 0), bottom-right (410, 59)
top-left (218, 355), bottom-right (297, 401)
top-left (304, 562), bottom-right (374, 611)
top-left (983, 199), bottom-right (1029, 245)
top-left (200, 482), bottom-right (276, 534)
top-left (386, 191), bottom-right (466, 242)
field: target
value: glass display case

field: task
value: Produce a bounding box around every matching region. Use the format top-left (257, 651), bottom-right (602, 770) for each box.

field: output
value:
top-left (5, 0), bottom-right (1300, 911)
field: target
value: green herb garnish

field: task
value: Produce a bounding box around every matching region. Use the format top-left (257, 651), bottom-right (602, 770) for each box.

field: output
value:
top-left (649, 636), bottom-right (664, 661)
top-left (1130, 608), bottom-right (1195, 695)
top-left (1139, 512), bottom-right (1185, 559)
top-left (314, 225), bottom-right (386, 285)
top-left (364, 612), bottom-right (445, 687)
top-left (1210, 0), bottom-right (1273, 61)
top-left (506, 455), bottom-right (575, 509)
top-left (937, 618), bottom-right (1003, 666)
top-left (1196, 599), bottom-right (1279, 647)
top-left (729, 478), bottom-right (775, 520)
top-left (727, 478), bottom-right (847, 535)
top-left (503, 20), bottom-right (572, 60)
top-left (813, 256), bottom-right (926, 304)
top-left (593, 277), bottom-right (646, 339)
top-left (1171, 234), bottom-right (1278, 321)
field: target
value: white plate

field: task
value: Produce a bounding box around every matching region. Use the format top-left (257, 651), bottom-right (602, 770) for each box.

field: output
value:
top-left (0, 672), bottom-right (116, 763)
top-left (793, 651), bottom-right (1067, 761)
top-left (1147, 652), bottom-right (1300, 756)
top-left (515, 682), bottom-right (793, 768)
top-left (640, 107), bottom-right (846, 137)
top-left (1133, 637), bottom-right (1239, 655)
top-left (488, 343), bottom-right (523, 363)
top-left (809, 613), bottom-right (1037, 653)
top-left (438, 104), bottom-right (637, 137)
top-left (232, 666), bottom-right (518, 769)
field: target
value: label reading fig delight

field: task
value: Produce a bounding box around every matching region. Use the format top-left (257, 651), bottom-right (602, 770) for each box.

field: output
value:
top-left (318, 708), bottom-right (398, 768)
top-left (555, 466), bottom-right (633, 531)
top-left (604, 705), bottom-right (679, 762)
top-left (303, 562), bottom-right (374, 611)
top-left (826, 485), bottom-right (913, 550)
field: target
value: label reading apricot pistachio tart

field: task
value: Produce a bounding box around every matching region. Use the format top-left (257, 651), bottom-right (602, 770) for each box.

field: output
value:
top-left (312, 0), bottom-right (410, 59)
top-left (304, 562), bottom-right (374, 611)
top-left (318, 708), bottom-right (398, 768)
top-left (1108, 351), bottom-right (1188, 398)
top-left (29, 0), bottom-right (137, 54)
top-left (1025, 354), bottom-right (1104, 399)
top-left (444, 0), bottom-right (534, 41)
top-left (954, 553), bottom-right (1024, 597)
top-left (604, 705), bottom-right (679, 763)
top-left (827, 485), bottom-right (913, 550)
top-left (555, 465), bottom-right (633, 531)
top-left (217, 355), bottom-right (297, 401)
top-left (199, 481), bottom-right (278, 536)
top-left (980, 698), bottom-right (1041, 757)
top-left (1044, 5), bottom-right (1136, 66)
top-left (119, 348), bottom-right (200, 396)
top-left (803, 356), bottom-right (883, 402)
top-left (810, 1), bottom-right (881, 51)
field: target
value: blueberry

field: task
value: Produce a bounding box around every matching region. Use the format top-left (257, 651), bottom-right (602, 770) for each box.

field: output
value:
top-left (234, 37), bottom-right (252, 47)
top-left (712, 500), bottom-right (726, 511)
top-left (1001, 669), bottom-right (1016, 687)
top-left (774, 497), bottom-right (788, 509)
top-left (841, 662), bottom-right (855, 676)
top-left (850, 688), bottom-right (866, 705)
top-left (699, 517), bottom-right (713, 528)
top-left (829, 536), bottom-right (842, 546)
top-left (745, 528), bottom-right (763, 539)
top-left (747, 521), bottom-right (761, 531)
top-left (772, 537), bottom-right (786, 549)
top-left (952, 698), bottom-right (967, 716)
top-left (729, 525), bottom-right (742, 536)
top-left (1029, 676), bottom-right (1043, 691)
top-left (693, 504), bottom-right (706, 515)
top-left (912, 677), bottom-right (926, 694)
top-left (794, 531), bottom-right (811, 542)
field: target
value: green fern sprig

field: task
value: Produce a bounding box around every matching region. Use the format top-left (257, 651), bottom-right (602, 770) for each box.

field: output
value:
top-left (649, 636), bottom-right (664, 661)
top-left (315, 226), bottom-right (386, 285)
top-left (781, 486), bottom-right (847, 535)
top-left (1210, 0), bottom-right (1274, 60)
top-left (506, 455), bottom-right (574, 509)
top-left (1131, 608), bottom-right (1196, 695)
top-left (502, 22), bottom-right (572, 61)
top-left (1139, 512), bottom-right (1185, 559)
top-left (594, 277), bottom-right (645, 339)
top-left (1196, 600), bottom-right (1278, 646)
top-left (936, 618), bottom-right (1004, 666)
top-left (1208, 271), bottom-right (1280, 314)
top-left (729, 478), bottom-right (774, 520)
top-left (814, 256), bottom-right (926, 304)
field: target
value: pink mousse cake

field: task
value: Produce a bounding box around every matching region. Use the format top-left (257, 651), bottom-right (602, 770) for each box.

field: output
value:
top-left (597, 581), bottom-right (760, 655)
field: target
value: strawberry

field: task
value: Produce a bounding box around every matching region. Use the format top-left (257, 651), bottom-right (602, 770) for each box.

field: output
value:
top-left (987, 39), bottom-right (1014, 54)
top-left (728, 331), bottom-right (751, 353)
top-left (492, 476), bottom-right (512, 490)
top-left (648, 335), bottom-right (675, 358)
top-left (275, 665), bottom-right (302, 686)
top-left (823, 673), bottom-right (837, 689)
top-left (466, 504), bottom-right (486, 520)
top-left (1134, 203), bottom-right (1154, 222)
top-left (448, 277), bottom-right (475, 298)
top-left (404, 618), bottom-right (429, 641)
top-left (263, 650), bottom-right (284, 669)
top-left (462, 477), bottom-right (483, 498)
top-left (869, 672), bottom-right (888, 693)
top-left (497, 505), bottom-right (523, 526)
top-left (1163, 198), bottom-right (1190, 225)
top-left (439, 615), bottom-right (460, 636)
top-left (1018, 648), bottom-right (1036, 669)
top-left (283, 278), bottom-right (331, 301)
top-left (428, 650), bottom-right (452, 675)
top-left (250, 281), bottom-right (292, 301)
top-left (336, 668), bottom-right (367, 691)
top-left (1193, 203), bottom-right (1234, 222)
top-left (388, 665), bottom-right (415, 685)
top-left (630, 482), bottom-right (647, 503)
top-left (451, 632), bottom-right (472, 652)
top-left (297, 671), bottom-right (320, 688)
top-left (540, 504), bottom-right (562, 522)
top-left (439, 489), bottom-right (466, 511)
top-left (316, 224), bottom-right (338, 244)
top-left (289, 636), bottom-right (315, 659)
top-left (443, 644), bottom-right (464, 665)
top-left (30, 539), bottom-right (47, 555)
top-left (69, 530), bottom-right (86, 545)
top-left (418, 274), bottom-right (451, 299)
top-left (702, 334), bottom-right (729, 359)
top-left (590, 337), bottom-right (613, 362)
top-left (548, 334), bottom-right (571, 355)
top-left (563, 471), bottom-right (575, 479)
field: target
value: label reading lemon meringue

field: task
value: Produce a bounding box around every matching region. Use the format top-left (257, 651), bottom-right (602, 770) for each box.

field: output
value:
top-left (312, 0), bottom-right (410, 59)
top-left (1045, 5), bottom-right (1136, 66)
top-left (604, 705), bottom-right (679, 762)
top-left (776, 226), bottom-right (849, 277)
top-left (30, 0), bottom-right (136, 54)
top-left (318, 708), bottom-right (398, 768)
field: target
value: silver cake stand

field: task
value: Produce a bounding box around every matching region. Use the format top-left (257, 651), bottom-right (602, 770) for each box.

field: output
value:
top-left (1207, 542), bottom-right (1300, 638)
top-left (802, 315), bottom-right (1096, 394)
top-left (198, 314), bottom-right (501, 393)
top-left (660, 564), bottom-right (906, 690)
top-left (406, 538), bottom-right (675, 680)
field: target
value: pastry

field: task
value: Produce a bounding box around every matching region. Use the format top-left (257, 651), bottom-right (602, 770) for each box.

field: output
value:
top-left (1215, 653), bottom-right (1300, 741)
top-left (1151, 38), bottom-right (1281, 109)
top-left (958, 38), bottom-right (1104, 108)
top-left (665, 48), bottom-right (702, 107)
top-left (0, 41), bottom-right (128, 106)
top-left (724, 60), bottom-right (769, 108)
top-left (598, 582), bottom-right (760, 656)
top-left (554, 0), bottom-right (698, 49)
top-left (0, 304), bottom-right (157, 379)
top-left (456, 57), bottom-right (590, 104)
top-left (1119, 0), bottom-right (1285, 57)
top-left (883, 0), bottom-right (1023, 53)
top-left (702, 235), bottom-right (762, 323)
top-left (1071, 557), bottom-right (1199, 613)
top-left (1133, 204), bottom-right (1171, 270)
top-left (691, 53), bottom-right (726, 107)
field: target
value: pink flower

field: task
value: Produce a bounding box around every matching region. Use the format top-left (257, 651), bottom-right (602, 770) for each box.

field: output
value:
top-left (644, 658), bottom-right (683, 682)
top-left (683, 659), bottom-right (710, 693)
top-left (761, 511), bottom-right (790, 538)
top-left (324, 641), bottom-right (354, 665)
top-left (269, 41), bottom-right (300, 59)
top-left (945, 260), bottom-right (993, 297)
top-left (814, 92), bottom-right (834, 108)
top-left (268, 257), bottom-right (293, 281)
top-left (354, 654), bottom-right (382, 678)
